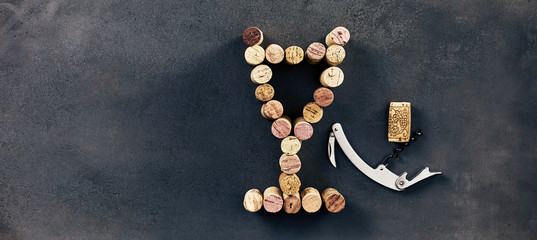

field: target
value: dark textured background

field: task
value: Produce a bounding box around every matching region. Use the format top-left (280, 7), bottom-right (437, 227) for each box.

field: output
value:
top-left (0, 0), bottom-right (536, 239)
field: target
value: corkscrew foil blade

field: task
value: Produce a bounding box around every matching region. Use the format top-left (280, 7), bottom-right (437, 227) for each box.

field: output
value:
top-left (328, 132), bottom-right (336, 168)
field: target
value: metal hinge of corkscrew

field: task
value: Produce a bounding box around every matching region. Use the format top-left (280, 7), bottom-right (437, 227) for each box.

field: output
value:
top-left (328, 102), bottom-right (442, 191)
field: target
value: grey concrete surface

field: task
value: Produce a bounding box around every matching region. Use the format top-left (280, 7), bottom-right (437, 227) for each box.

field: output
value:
top-left (0, 0), bottom-right (536, 239)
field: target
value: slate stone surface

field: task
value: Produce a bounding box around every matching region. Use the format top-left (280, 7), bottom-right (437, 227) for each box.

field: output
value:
top-left (0, 0), bottom-right (536, 239)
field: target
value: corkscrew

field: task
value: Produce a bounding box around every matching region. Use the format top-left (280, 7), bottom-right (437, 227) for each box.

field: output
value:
top-left (328, 123), bottom-right (441, 191)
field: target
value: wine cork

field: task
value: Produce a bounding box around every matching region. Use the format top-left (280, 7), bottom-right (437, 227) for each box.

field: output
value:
top-left (320, 67), bottom-right (344, 88)
top-left (260, 104), bottom-right (267, 119)
top-left (242, 27), bottom-right (263, 46)
top-left (283, 192), bottom-right (301, 214)
top-left (243, 189), bottom-right (263, 212)
top-left (245, 45), bottom-right (265, 66)
top-left (284, 46), bottom-right (304, 65)
top-left (305, 42), bottom-right (326, 64)
top-left (279, 172), bottom-right (301, 195)
top-left (322, 188), bottom-right (345, 213)
top-left (303, 102), bottom-right (323, 124)
top-left (265, 44), bottom-right (285, 64)
top-left (293, 117), bottom-right (313, 141)
top-left (388, 102), bottom-right (411, 142)
top-left (263, 186), bottom-right (283, 213)
top-left (250, 64), bottom-right (272, 84)
top-left (313, 87), bottom-right (334, 107)
top-left (325, 26), bottom-right (350, 47)
top-left (301, 187), bottom-right (322, 213)
top-left (279, 153), bottom-right (301, 174)
top-left (325, 45), bottom-right (346, 66)
top-left (255, 84), bottom-right (274, 102)
top-left (281, 136), bottom-right (301, 155)
top-left (261, 100), bottom-right (284, 120)
top-left (271, 116), bottom-right (292, 139)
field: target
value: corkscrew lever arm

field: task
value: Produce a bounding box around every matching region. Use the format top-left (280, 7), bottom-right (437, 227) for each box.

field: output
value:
top-left (328, 123), bottom-right (441, 191)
